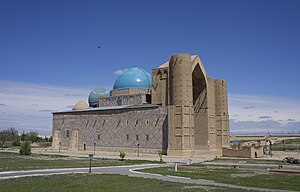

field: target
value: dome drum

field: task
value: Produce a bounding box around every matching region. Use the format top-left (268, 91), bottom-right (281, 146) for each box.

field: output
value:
top-left (110, 87), bottom-right (151, 97)
top-left (88, 86), bottom-right (109, 107)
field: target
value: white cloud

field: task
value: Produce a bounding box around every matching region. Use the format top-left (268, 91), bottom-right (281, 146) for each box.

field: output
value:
top-left (229, 93), bottom-right (300, 122)
top-left (0, 81), bottom-right (89, 135)
top-left (229, 93), bottom-right (300, 134)
top-left (230, 119), bottom-right (300, 134)
top-left (259, 115), bottom-right (272, 119)
top-left (242, 106), bottom-right (255, 109)
top-left (113, 69), bottom-right (128, 76)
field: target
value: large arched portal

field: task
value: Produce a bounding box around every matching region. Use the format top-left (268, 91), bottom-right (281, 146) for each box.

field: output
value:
top-left (192, 63), bottom-right (210, 149)
top-left (192, 64), bottom-right (206, 106)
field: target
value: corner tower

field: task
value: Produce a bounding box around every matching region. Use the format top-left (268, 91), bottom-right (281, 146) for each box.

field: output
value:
top-left (168, 54), bottom-right (194, 156)
top-left (152, 53), bottom-right (230, 155)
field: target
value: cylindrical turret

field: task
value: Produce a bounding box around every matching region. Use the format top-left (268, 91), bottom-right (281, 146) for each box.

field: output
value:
top-left (167, 54), bottom-right (194, 156)
top-left (169, 54), bottom-right (193, 106)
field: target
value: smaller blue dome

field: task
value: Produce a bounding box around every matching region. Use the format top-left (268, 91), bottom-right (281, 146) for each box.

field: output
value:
top-left (88, 86), bottom-right (110, 107)
top-left (113, 67), bottom-right (152, 89)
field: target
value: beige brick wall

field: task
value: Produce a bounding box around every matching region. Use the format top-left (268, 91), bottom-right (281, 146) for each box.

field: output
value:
top-left (99, 94), bottom-right (147, 107)
top-left (52, 106), bottom-right (168, 154)
top-left (151, 68), bottom-right (169, 106)
top-left (222, 145), bottom-right (263, 158)
top-left (110, 88), bottom-right (151, 96)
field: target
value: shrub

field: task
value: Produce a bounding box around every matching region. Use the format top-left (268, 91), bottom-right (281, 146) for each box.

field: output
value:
top-left (19, 141), bottom-right (31, 155)
top-left (119, 151), bottom-right (126, 161)
top-left (13, 140), bottom-right (21, 146)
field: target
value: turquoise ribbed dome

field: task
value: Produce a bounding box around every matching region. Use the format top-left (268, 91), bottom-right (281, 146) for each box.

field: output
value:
top-left (88, 86), bottom-right (110, 107)
top-left (113, 67), bottom-right (152, 89)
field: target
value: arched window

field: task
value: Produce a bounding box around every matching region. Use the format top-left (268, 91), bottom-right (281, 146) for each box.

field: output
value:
top-left (66, 130), bottom-right (69, 138)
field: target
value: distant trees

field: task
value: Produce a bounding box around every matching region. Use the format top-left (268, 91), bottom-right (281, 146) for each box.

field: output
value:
top-left (20, 131), bottom-right (39, 143)
top-left (0, 127), bottom-right (20, 147)
top-left (0, 128), bottom-right (52, 148)
top-left (47, 136), bottom-right (53, 142)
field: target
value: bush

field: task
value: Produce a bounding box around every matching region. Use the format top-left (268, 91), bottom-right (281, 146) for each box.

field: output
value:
top-left (19, 141), bottom-right (31, 155)
top-left (13, 140), bottom-right (21, 146)
top-left (119, 151), bottom-right (126, 161)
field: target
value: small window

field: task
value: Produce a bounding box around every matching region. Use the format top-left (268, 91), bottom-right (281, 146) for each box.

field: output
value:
top-left (146, 94), bottom-right (151, 103)
top-left (126, 120), bottom-right (129, 125)
top-left (135, 119), bottom-right (138, 126)
top-left (136, 134), bottom-right (139, 141)
top-left (155, 118), bottom-right (160, 126)
top-left (66, 130), bottom-right (69, 138)
top-left (126, 134), bottom-right (129, 140)
top-left (97, 133), bottom-right (100, 140)
top-left (146, 134), bottom-right (149, 141)
top-left (145, 120), bottom-right (149, 126)
top-left (83, 143), bottom-right (86, 151)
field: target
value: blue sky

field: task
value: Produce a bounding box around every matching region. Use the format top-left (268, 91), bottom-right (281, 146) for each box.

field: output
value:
top-left (0, 0), bottom-right (299, 135)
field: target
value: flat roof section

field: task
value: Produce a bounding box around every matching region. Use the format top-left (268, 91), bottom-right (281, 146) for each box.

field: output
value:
top-left (52, 104), bottom-right (161, 114)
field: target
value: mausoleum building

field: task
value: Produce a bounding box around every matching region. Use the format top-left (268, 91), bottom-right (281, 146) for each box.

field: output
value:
top-left (52, 53), bottom-right (230, 156)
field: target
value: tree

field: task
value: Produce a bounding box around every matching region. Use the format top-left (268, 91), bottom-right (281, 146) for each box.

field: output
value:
top-left (0, 131), bottom-right (5, 148)
top-left (20, 131), bottom-right (40, 143)
top-left (0, 127), bottom-right (20, 147)
top-left (27, 131), bottom-right (39, 143)
top-left (119, 151), bottom-right (126, 161)
top-left (20, 141), bottom-right (31, 155)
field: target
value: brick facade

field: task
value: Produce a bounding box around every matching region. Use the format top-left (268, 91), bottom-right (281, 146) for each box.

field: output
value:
top-left (52, 105), bottom-right (168, 154)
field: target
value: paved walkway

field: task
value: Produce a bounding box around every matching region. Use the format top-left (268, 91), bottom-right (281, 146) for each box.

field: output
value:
top-left (0, 164), bottom-right (297, 192)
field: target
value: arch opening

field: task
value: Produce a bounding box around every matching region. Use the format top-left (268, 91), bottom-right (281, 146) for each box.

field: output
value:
top-left (192, 63), bottom-right (209, 149)
top-left (192, 64), bottom-right (207, 109)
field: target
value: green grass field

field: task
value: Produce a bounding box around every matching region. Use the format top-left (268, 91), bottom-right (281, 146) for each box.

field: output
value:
top-left (208, 158), bottom-right (283, 164)
top-left (141, 166), bottom-right (300, 191)
top-left (0, 152), bottom-right (255, 192)
top-left (1, 151), bottom-right (299, 191)
top-left (0, 173), bottom-right (252, 192)
top-left (0, 152), bottom-right (161, 172)
top-left (283, 138), bottom-right (300, 144)
top-left (271, 138), bottom-right (300, 151)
